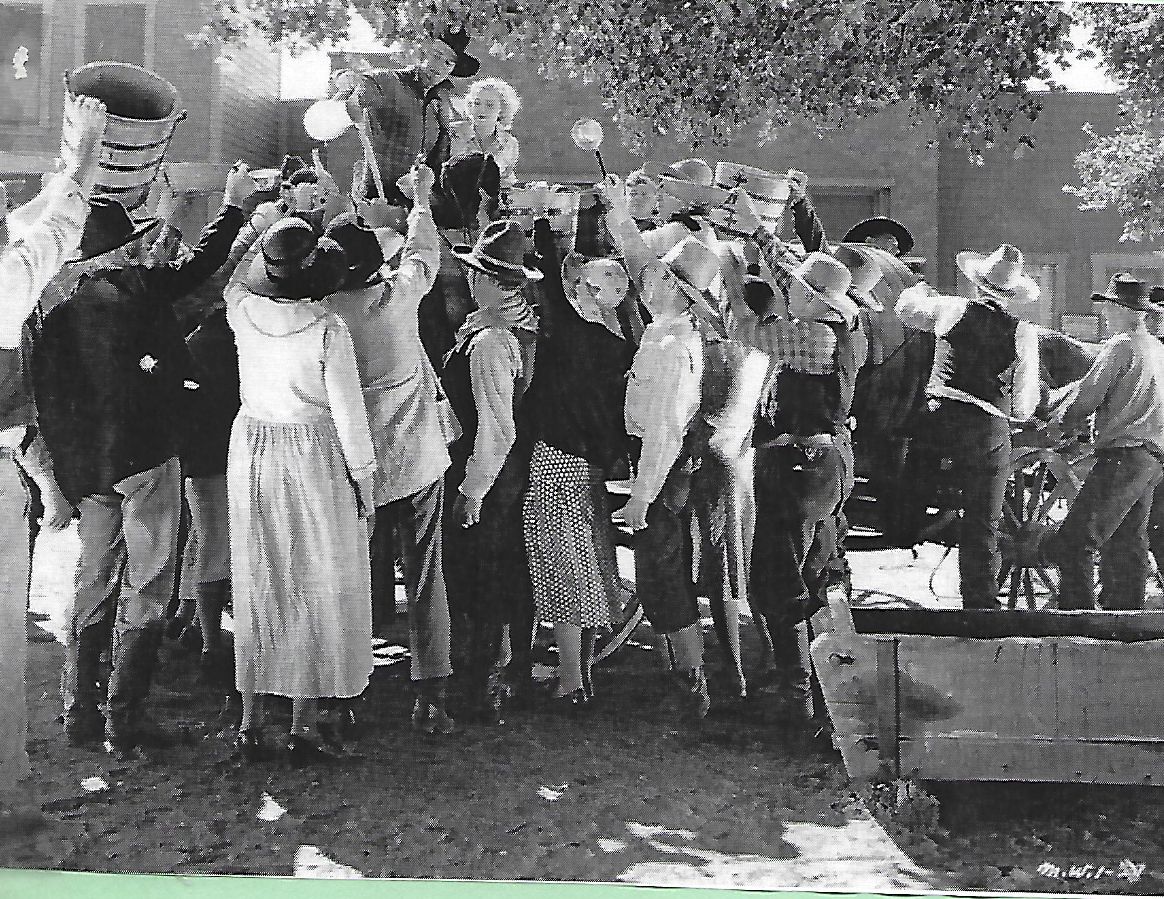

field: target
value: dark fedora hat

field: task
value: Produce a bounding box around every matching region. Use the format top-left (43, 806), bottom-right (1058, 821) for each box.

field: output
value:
top-left (69, 197), bottom-right (161, 263)
top-left (1092, 273), bottom-right (1162, 313)
top-left (439, 26), bottom-right (480, 78)
top-left (246, 217), bottom-right (340, 300)
top-left (842, 216), bottom-right (914, 257)
top-left (280, 155), bottom-right (308, 183)
top-left (324, 211), bottom-right (385, 291)
top-left (453, 219), bottom-right (543, 283)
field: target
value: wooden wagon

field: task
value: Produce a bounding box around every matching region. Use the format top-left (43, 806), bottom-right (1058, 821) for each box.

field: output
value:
top-left (810, 596), bottom-right (1164, 786)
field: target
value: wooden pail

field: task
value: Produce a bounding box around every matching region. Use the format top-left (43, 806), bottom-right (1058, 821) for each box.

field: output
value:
top-left (62, 61), bottom-right (186, 217)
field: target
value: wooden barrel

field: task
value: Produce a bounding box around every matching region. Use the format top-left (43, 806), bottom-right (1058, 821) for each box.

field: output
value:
top-left (62, 62), bottom-right (185, 217)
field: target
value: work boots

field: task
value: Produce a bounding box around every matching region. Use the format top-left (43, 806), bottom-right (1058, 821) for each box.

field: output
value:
top-left (411, 678), bottom-right (458, 735)
top-left (61, 621), bottom-right (111, 746)
top-left (105, 620), bottom-right (169, 757)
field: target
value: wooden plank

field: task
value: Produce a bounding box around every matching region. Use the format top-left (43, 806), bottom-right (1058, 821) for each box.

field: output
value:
top-left (892, 634), bottom-right (1059, 740)
top-left (875, 637), bottom-right (899, 781)
top-left (1054, 638), bottom-right (1164, 741)
top-left (852, 607), bottom-right (1164, 642)
top-left (898, 736), bottom-right (1164, 785)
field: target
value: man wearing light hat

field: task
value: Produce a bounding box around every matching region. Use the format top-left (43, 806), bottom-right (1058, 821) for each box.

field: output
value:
top-left (897, 244), bottom-right (1041, 610)
top-left (441, 218), bottom-right (541, 724)
top-left (1027, 275), bottom-right (1164, 611)
top-left (731, 238), bottom-right (864, 710)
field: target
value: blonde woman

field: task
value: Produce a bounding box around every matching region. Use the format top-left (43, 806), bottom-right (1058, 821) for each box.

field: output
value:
top-left (450, 77), bottom-right (521, 188)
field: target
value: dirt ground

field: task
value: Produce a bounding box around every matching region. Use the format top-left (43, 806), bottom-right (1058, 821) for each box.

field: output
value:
top-left (5, 525), bottom-right (1164, 892)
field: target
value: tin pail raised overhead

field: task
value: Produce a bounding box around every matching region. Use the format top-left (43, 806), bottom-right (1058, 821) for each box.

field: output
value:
top-left (62, 61), bottom-right (186, 216)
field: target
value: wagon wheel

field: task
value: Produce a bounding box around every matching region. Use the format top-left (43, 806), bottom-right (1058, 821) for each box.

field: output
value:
top-left (591, 481), bottom-right (645, 664)
top-left (997, 448), bottom-right (1084, 608)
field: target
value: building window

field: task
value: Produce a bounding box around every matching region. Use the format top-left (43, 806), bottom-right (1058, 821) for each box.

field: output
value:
top-left (803, 183), bottom-right (891, 245)
top-left (82, 2), bottom-right (147, 67)
top-left (0, 3), bottom-right (46, 125)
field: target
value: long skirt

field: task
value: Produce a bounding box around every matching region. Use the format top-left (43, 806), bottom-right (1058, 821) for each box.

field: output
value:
top-left (523, 440), bottom-right (618, 628)
top-left (227, 414), bottom-right (373, 699)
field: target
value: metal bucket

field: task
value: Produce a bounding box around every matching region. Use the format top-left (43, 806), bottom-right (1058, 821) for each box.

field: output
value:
top-left (62, 61), bottom-right (186, 217)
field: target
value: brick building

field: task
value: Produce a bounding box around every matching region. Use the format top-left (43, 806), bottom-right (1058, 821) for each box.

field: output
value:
top-left (284, 53), bottom-right (1162, 340)
top-left (0, 0), bottom-right (281, 236)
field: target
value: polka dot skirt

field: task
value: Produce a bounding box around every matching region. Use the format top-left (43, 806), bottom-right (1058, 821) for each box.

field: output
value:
top-left (523, 440), bottom-right (618, 628)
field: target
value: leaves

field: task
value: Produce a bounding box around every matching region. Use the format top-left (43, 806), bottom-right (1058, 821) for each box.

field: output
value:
top-left (195, 0), bottom-right (1073, 153)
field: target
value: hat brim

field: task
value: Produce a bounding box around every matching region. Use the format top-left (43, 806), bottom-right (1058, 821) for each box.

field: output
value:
top-left (452, 245), bottom-right (543, 282)
top-left (1091, 292), bottom-right (1163, 313)
top-left (245, 252), bottom-right (313, 299)
top-left (835, 244), bottom-right (885, 313)
top-left (788, 270), bottom-right (861, 323)
top-left (842, 218), bottom-right (914, 257)
top-left (956, 251), bottom-right (1040, 304)
top-left (451, 54), bottom-right (480, 78)
top-left (68, 216), bottom-right (162, 264)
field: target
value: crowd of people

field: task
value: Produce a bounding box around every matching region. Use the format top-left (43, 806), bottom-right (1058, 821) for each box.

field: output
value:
top-left (5, 27), bottom-right (1164, 830)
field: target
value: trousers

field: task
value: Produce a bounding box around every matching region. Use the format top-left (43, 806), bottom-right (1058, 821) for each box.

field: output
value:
top-left (1046, 446), bottom-right (1164, 611)
top-left (936, 402), bottom-right (1010, 610)
top-left (371, 478), bottom-right (453, 681)
top-left (62, 457), bottom-right (181, 734)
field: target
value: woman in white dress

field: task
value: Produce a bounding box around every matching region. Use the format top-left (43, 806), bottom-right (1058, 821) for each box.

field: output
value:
top-left (223, 216), bottom-right (377, 765)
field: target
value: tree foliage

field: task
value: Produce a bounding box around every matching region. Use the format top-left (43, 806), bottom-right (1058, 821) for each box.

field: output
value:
top-left (1064, 3), bottom-right (1164, 243)
top-left (193, 0), bottom-right (1075, 153)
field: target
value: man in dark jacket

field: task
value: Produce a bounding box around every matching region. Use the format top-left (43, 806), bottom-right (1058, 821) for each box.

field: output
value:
top-left (34, 164), bottom-right (255, 758)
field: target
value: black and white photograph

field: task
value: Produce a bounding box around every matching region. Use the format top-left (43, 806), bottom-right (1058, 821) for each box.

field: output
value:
top-left (3, 0), bottom-right (1164, 892)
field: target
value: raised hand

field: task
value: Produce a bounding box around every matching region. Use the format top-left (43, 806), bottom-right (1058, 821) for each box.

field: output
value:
top-left (785, 169), bottom-right (809, 204)
top-left (224, 161), bottom-right (257, 208)
top-left (62, 96), bottom-right (109, 200)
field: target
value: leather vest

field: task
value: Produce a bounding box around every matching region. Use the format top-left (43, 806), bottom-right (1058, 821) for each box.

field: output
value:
top-left (934, 300), bottom-right (1018, 408)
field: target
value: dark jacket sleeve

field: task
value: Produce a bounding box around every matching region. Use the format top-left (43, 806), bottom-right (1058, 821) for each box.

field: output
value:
top-left (791, 196), bottom-right (828, 254)
top-left (31, 303), bottom-right (85, 504)
top-left (532, 217), bottom-right (579, 341)
top-left (142, 204), bottom-right (247, 301)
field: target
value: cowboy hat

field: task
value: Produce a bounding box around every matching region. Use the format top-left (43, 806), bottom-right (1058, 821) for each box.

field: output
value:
top-left (1092, 273), bottom-right (1162, 313)
top-left (439, 26), bottom-right (480, 78)
top-left (660, 236), bottom-right (725, 328)
top-left (247, 217), bottom-right (348, 300)
top-left (788, 252), bottom-right (860, 323)
top-left (957, 244), bottom-right (1039, 304)
top-left (842, 217), bottom-right (915, 257)
top-left (324, 212), bottom-right (386, 291)
top-left (69, 197), bottom-right (161, 263)
top-left (663, 158), bottom-right (714, 187)
top-left (452, 219), bottom-right (543, 282)
top-left (834, 244), bottom-right (885, 313)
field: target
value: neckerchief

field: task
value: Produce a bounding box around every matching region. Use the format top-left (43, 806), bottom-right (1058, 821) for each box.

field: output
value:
top-left (452, 292), bottom-right (539, 353)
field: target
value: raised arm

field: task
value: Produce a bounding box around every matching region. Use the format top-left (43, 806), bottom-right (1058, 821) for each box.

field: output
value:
top-left (377, 160), bottom-right (439, 310)
top-left (896, 283), bottom-right (970, 335)
top-left (143, 164), bottom-right (257, 300)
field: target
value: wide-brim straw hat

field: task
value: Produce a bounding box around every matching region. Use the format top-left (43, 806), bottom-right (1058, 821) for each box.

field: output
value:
top-left (956, 243), bottom-right (1039, 304)
top-left (834, 244), bottom-right (885, 313)
top-left (452, 219), bottom-right (543, 282)
top-left (788, 252), bottom-right (860, 323)
top-left (658, 178), bottom-right (730, 211)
